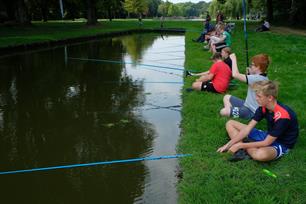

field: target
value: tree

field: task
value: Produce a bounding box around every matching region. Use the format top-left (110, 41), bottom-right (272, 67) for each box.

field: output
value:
top-left (124, 0), bottom-right (148, 22)
top-left (168, 4), bottom-right (180, 17)
top-left (86, 0), bottom-right (97, 25)
top-left (147, 0), bottom-right (161, 17)
top-left (157, 1), bottom-right (170, 17)
top-left (266, 0), bottom-right (273, 21)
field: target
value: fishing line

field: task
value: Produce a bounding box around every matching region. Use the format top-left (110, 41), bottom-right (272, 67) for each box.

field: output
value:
top-left (69, 57), bottom-right (197, 72)
top-left (143, 52), bottom-right (184, 58)
top-left (137, 59), bottom-right (184, 69)
top-left (149, 50), bottom-right (184, 54)
top-left (0, 154), bottom-right (192, 175)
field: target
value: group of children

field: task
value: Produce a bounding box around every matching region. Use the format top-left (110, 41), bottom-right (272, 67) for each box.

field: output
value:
top-left (187, 28), bottom-right (299, 161)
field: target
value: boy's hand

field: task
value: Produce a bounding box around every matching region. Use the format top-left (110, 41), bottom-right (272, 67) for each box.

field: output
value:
top-left (229, 53), bottom-right (236, 60)
top-left (217, 143), bottom-right (230, 153)
top-left (228, 143), bottom-right (241, 154)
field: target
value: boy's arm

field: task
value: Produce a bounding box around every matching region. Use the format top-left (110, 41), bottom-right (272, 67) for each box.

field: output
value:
top-left (230, 53), bottom-right (247, 82)
top-left (194, 70), bottom-right (209, 76)
top-left (229, 135), bottom-right (276, 153)
top-left (217, 120), bottom-right (257, 152)
top-left (197, 72), bottom-right (214, 82)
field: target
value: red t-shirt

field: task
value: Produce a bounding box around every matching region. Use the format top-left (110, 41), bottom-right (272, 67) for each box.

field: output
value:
top-left (209, 60), bottom-right (232, 93)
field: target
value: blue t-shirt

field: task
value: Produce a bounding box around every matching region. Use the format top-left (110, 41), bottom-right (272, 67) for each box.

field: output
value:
top-left (252, 102), bottom-right (299, 148)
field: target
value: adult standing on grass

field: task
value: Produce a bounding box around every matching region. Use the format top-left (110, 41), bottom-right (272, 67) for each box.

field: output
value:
top-left (217, 80), bottom-right (299, 162)
top-left (188, 52), bottom-right (231, 93)
top-left (220, 53), bottom-right (270, 120)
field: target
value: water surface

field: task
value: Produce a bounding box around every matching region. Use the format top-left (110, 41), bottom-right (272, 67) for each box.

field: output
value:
top-left (0, 33), bottom-right (184, 203)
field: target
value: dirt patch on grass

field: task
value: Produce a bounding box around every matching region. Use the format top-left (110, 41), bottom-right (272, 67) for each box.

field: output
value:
top-left (271, 26), bottom-right (306, 37)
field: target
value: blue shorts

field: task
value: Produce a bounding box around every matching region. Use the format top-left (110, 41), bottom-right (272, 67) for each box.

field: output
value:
top-left (248, 128), bottom-right (290, 159)
top-left (229, 96), bottom-right (254, 120)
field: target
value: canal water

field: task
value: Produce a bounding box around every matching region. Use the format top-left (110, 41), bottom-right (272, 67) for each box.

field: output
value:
top-left (0, 33), bottom-right (184, 203)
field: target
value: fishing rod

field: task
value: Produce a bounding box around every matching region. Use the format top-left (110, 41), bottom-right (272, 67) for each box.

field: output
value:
top-left (242, 0), bottom-right (249, 67)
top-left (0, 154), bottom-right (192, 175)
top-left (69, 57), bottom-right (198, 73)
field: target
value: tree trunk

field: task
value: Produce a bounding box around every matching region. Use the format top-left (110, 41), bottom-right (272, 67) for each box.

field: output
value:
top-left (86, 0), bottom-right (97, 25)
top-left (15, 0), bottom-right (30, 24)
top-left (3, 0), bottom-right (15, 21)
top-left (41, 0), bottom-right (48, 22)
top-left (108, 7), bottom-right (113, 21)
top-left (266, 0), bottom-right (273, 22)
top-left (289, 0), bottom-right (298, 24)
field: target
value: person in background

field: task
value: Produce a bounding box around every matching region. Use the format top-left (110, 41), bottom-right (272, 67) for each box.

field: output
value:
top-left (193, 15), bottom-right (214, 43)
top-left (221, 47), bottom-right (232, 70)
top-left (256, 19), bottom-right (270, 32)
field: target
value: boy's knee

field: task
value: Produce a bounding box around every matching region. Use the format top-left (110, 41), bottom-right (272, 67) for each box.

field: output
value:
top-left (192, 82), bottom-right (201, 90)
top-left (223, 94), bottom-right (231, 102)
top-left (225, 119), bottom-right (235, 129)
top-left (250, 149), bottom-right (274, 161)
top-left (220, 108), bottom-right (230, 117)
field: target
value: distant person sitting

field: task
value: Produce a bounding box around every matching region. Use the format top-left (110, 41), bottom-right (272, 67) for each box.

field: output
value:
top-left (220, 53), bottom-right (270, 120)
top-left (216, 10), bottom-right (224, 23)
top-left (205, 24), bottom-right (232, 53)
top-left (187, 53), bottom-right (232, 93)
top-left (256, 20), bottom-right (270, 32)
top-left (193, 19), bottom-right (214, 43)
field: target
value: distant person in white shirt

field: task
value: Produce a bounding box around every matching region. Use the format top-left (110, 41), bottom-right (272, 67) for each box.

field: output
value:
top-left (256, 19), bottom-right (270, 32)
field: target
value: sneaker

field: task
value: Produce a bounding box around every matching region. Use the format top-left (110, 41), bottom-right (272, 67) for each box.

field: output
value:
top-left (185, 87), bottom-right (194, 92)
top-left (228, 149), bottom-right (250, 162)
top-left (203, 45), bottom-right (209, 50)
top-left (185, 70), bottom-right (192, 77)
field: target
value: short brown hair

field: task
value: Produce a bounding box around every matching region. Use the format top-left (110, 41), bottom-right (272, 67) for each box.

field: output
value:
top-left (251, 54), bottom-right (271, 73)
top-left (251, 80), bottom-right (279, 98)
top-left (210, 52), bottom-right (222, 60)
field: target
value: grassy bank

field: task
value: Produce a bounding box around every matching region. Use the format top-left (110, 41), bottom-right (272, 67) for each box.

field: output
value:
top-left (1, 20), bottom-right (305, 203)
top-left (179, 22), bottom-right (306, 203)
top-left (0, 19), bottom-right (200, 48)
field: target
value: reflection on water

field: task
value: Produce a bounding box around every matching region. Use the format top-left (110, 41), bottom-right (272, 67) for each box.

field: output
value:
top-left (0, 33), bottom-right (184, 203)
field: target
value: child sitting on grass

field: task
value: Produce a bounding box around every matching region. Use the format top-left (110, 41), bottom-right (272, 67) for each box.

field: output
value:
top-left (217, 80), bottom-right (299, 162)
top-left (220, 53), bottom-right (270, 120)
top-left (221, 47), bottom-right (232, 70)
top-left (186, 52), bottom-right (231, 93)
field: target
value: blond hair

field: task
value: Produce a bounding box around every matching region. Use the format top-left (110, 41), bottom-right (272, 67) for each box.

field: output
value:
top-left (222, 47), bottom-right (231, 55)
top-left (251, 80), bottom-right (279, 98)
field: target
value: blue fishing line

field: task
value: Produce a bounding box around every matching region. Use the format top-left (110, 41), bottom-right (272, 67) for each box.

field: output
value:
top-left (69, 57), bottom-right (199, 73)
top-left (0, 154), bottom-right (192, 175)
top-left (68, 57), bottom-right (193, 72)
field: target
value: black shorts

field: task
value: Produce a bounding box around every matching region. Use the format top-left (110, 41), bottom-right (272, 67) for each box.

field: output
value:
top-left (201, 81), bottom-right (218, 93)
top-left (215, 42), bottom-right (227, 52)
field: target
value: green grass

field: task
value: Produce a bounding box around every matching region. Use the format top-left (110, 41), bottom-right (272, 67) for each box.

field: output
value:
top-left (1, 20), bottom-right (305, 203)
top-left (179, 22), bottom-right (306, 203)
top-left (0, 19), bottom-right (201, 48)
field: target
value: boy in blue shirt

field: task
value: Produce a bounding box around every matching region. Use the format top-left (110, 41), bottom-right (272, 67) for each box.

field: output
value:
top-left (217, 80), bottom-right (299, 162)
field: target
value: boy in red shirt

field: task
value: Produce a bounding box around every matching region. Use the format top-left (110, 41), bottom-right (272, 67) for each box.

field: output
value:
top-left (189, 52), bottom-right (232, 93)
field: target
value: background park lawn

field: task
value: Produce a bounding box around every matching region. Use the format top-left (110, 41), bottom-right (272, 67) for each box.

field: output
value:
top-left (1, 20), bottom-right (305, 203)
